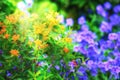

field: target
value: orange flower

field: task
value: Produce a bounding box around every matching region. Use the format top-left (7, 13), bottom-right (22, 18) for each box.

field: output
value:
top-left (63, 47), bottom-right (69, 53)
top-left (0, 22), bottom-right (3, 25)
top-left (1, 28), bottom-right (6, 33)
top-left (2, 25), bottom-right (6, 29)
top-left (0, 23), bottom-right (6, 34)
top-left (12, 34), bottom-right (20, 41)
top-left (6, 14), bottom-right (17, 24)
top-left (4, 34), bottom-right (10, 39)
top-left (10, 49), bottom-right (19, 56)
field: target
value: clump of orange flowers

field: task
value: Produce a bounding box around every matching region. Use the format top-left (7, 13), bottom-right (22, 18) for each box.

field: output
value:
top-left (63, 47), bottom-right (69, 53)
top-left (4, 33), bottom-right (10, 39)
top-left (6, 14), bottom-right (18, 24)
top-left (12, 34), bottom-right (20, 41)
top-left (0, 22), bottom-right (6, 34)
top-left (10, 49), bottom-right (19, 56)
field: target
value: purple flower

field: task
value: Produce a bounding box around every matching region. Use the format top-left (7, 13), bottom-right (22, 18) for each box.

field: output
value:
top-left (113, 5), bottom-right (120, 13)
top-left (114, 58), bottom-right (120, 66)
top-left (13, 66), bottom-right (17, 70)
top-left (97, 62), bottom-right (104, 68)
top-left (0, 50), bottom-right (3, 54)
top-left (109, 14), bottom-right (120, 26)
top-left (115, 42), bottom-right (120, 51)
top-left (96, 5), bottom-right (107, 17)
top-left (55, 65), bottom-right (60, 70)
top-left (86, 60), bottom-right (94, 69)
top-left (73, 45), bottom-right (80, 52)
top-left (6, 71), bottom-right (12, 77)
top-left (90, 69), bottom-right (98, 76)
top-left (99, 40), bottom-right (108, 50)
top-left (25, 0), bottom-right (34, 8)
top-left (78, 75), bottom-right (88, 80)
top-left (117, 32), bottom-right (120, 41)
top-left (100, 21), bottom-right (112, 33)
top-left (104, 2), bottom-right (112, 10)
top-left (110, 66), bottom-right (120, 79)
top-left (79, 46), bottom-right (87, 54)
top-left (113, 50), bottom-right (120, 58)
top-left (68, 61), bottom-right (74, 68)
top-left (0, 63), bottom-right (2, 67)
top-left (66, 18), bottom-right (74, 26)
top-left (106, 40), bottom-right (115, 49)
top-left (87, 46), bottom-right (99, 60)
top-left (108, 33), bottom-right (118, 40)
top-left (96, 5), bottom-right (104, 13)
top-left (77, 66), bottom-right (87, 75)
top-left (79, 31), bottom-right (96, 43)
top-left (65, 71), bottom-right (70, 78)
top-left (104, 62), bottom-right (112, 71)
top-left (37, 61), bottom-right (47, 67)
top-left (78, 16), bottom-right (86, 25)
top-left (69, 67), bottom-right (75, 72)
top-left (81, 24), bottom-right (89, 31)
top-left (76, 34), bottom-right (82, 42)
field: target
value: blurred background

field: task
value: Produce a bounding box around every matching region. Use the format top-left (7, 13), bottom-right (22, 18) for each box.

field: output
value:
top-left (1, 0), bottom-right (120, 38)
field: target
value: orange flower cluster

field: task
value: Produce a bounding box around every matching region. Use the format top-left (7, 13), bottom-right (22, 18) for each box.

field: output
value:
top-left (0, 22), bottom-right (6, 34)
top-left (6, 14), bottom-right (17, 24)
top-left (12, 34), bottom-right (20, 41)
top-left (10, 49), bottom-right (19, 56)
top-left (4, 34), bottom-right (10, 39)
top-left (63, 47), bottom-right (69, 53)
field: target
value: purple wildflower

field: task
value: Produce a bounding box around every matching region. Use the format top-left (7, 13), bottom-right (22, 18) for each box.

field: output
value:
top-left (76, 34), bottom-right (82, 42)
top-left (96, 5), bottom-right (104, 12)
top-left (108, 33), bottom-right (118, 40)
top-left (79, 46), bottom-right (87, 54)
top-left (0, 50), bottom-right (3, 54)
top-left (78, 16), bottom-right (86, 25)
top-left (81, 24), bottom-right (89, 31)
top-left (73, 45), bottom-right (80, 52)
top-left (103, 62), bottom-right (112, 71)
top-left (113, 5), bottom-right (120, 13)
top-left (110, 66), bottom-right (120, 79)
top-left (55, 65), bottom-right (60, 70)
top-left (0, 63), bottom-right (2, 67)
top-left (77, 66), bottom-right (87, 75)
top-left (86, 60), bottom-right (94, 69)
top-left (100, 21), bottom-right (112, 33)
top-left (109, 14), bottom-right (120, 26)
top-left (96, 4), bottom-right (107, 17)
top-left (13, 66), bottom-right (17, 70)
top-left (90, 69), bottom-right (98, 76)
top-left (66, 18), bottom-right (74, 26)
top-left (104, 2), bottom-right (112, 10)
top-left (37, 61), bottom-right (47, 67)
top-left (6, 71), bottom-right (12, 77)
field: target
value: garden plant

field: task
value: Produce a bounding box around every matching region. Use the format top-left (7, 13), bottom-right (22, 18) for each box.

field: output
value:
top-left (0, 0), bottom-right (120, 80)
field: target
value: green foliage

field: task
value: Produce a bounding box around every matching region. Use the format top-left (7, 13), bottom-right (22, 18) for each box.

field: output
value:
top-left (0, 0), bottom-right (15, 21)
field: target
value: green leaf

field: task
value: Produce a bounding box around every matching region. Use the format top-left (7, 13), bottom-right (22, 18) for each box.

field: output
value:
top-left (0, 76), bottom-right (4, 80)
top-left (35, 71), bottom-right (41, 77)
top-left (78, 0), bottom-right (86, 8)
top-left (28, 70), bottom-right (34, 77)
